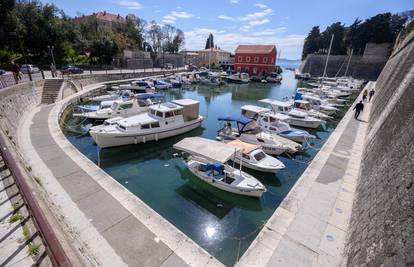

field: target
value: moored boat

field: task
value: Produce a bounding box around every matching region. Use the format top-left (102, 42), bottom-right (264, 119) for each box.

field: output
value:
top-left (173, 137), bottom-right (267, 198)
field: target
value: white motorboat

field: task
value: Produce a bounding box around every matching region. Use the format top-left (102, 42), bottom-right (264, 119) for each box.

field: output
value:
top-left (292, 100), bottom-right (332, 119)
top-left (226, 140), bottom-right (285, 173)
top-left (75, 93), bottom-right (164, 121)
top-left (266, 72), bottom-right (282, 83)
top-left (152, 79), bottom-right (172, 89)
top-left (73, 98), bottom-right (152, 121)
top-left (131, 80), bottom-right (154, 90)
top-left (299, 94), bottom-right (339, 115)
top-left (260, 99), bottom-right (324, 129)
top-left (90, 99), bottom-right (203, 148)
top-left (216, 116), bottom-right (300, 155)
top-left (89, 116), bottom-right (123, 132)
top-left (173, 137), bottom-right (267, 198)
top-left (88, 90), bottom-right (133, 102)
top-left (225, 72), bottom-right (250, 84)
top-left (241, 105), bottom-right (315, 142)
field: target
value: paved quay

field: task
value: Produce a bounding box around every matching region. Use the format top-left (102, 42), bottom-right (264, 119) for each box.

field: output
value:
top-left (19, 80), bottom-right (222, 266)
top-left (237, 82), bottom-right (374, 266)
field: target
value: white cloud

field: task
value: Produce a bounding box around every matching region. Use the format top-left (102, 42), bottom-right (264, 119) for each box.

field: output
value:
top-left (218, 15), bottom-right (236, 21)
top-left (239, 8), bottom-right (273, 21)
top-left (162, 10), bottom-right (194, 24)
top-left (240, 18), bottom-right (270, 32)
top-left (255, 3), bottom-right (267, 8)
top-left (170, 11), bottom-right (194, 18)
top-left (230, 0), bottom-right (239, 3)
top-left (118, 0), bottom-right (142, 10)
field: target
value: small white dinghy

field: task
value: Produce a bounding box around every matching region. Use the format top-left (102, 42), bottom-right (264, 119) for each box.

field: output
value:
top-left (174, 137), bottom-right (267, 198)
top-left (226, 140), bottom-right (285, 173)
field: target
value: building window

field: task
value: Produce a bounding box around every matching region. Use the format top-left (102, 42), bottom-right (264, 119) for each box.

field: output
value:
top-left (254, 56), bottom-right (259, 63)
top-left (238, 56), bottom-right (242, 62)
top-left (253, 67), bottom-right (257, 74)
top-left (263, 57), bottom-right (268, 63)
top-left (246, 56), bottom-right (250, 62)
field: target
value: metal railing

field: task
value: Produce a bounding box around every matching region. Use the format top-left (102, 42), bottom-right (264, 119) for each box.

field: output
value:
top-left (0, 135), bottom-right (72, 267)
top-left (0, 66), bottom-right (187, 90)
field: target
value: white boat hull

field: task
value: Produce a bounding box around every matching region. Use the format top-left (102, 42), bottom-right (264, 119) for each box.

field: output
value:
top-left (187, 165), bottom-right (265, 198)
top-left (91, 118), bottom-right (202, 148)
top-left (286, 118), bottom-right (321, 129)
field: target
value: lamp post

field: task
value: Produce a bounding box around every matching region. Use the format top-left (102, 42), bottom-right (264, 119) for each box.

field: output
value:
top-left (85, 51), bottom-right (92, 74)
top-left (48, 45), bottom-right (56, 77)
top-left (10, 32), bottom-right (32, 81)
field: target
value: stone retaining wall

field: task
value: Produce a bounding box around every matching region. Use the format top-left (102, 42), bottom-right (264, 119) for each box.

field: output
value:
top-left (0, 80), bottom-right (44, 140)
top-left (345, 34), bottom-right (414, 265)
top-left (299, 54), bottom-right (387, 80)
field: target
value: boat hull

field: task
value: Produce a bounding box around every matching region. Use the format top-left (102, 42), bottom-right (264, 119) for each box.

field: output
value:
top-left (91, 119), bottom-right (203, 148)
top-left (286, 118), bottom-right (322, 129)
top-left (187, 167), bottom-right (265, 198)
top-left (232, 158), bottom-right (282, 173)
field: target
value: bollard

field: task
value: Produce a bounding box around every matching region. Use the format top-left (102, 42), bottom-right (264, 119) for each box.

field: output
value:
top-left (41, 70), bottom-right (45, 79)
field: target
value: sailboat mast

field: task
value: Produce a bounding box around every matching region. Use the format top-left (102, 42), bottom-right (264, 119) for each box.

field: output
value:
top-left (322, 34), bottom-right (334, 84)
top-left (344, 48), bottom-right (353, 77)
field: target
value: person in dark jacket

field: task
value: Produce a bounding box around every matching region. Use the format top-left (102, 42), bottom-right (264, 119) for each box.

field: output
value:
top-left (11, 61), bottom-right (21, 83)
top-left (353, 100), bottom-right (364, 119)
top-left (369, 88), bottom-right (375, 101)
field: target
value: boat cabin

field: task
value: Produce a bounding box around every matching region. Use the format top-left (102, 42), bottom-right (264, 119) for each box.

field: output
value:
top-left (241, 105), bottom-right (271, 119)
top-left (259, 98), bottom-right (293, 113)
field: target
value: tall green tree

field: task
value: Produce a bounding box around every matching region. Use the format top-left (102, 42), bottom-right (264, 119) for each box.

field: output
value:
top-left (302, 26), bottom-right (320, 59)
top-left (205, 33), bottom-right (214, 49)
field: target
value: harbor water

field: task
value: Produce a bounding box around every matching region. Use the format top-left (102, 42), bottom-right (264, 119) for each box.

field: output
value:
top-left (62, 68), bottom-right (352, 266)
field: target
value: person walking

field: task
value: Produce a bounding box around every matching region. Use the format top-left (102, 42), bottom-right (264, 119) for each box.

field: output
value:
top-left (11, 61), bottom-right (21, 84)
top-left (353, 100), bottom-right (364, 119)
top-left (50, 63), bottom-right (57, 78)
top-left (369, 88), bottom-right (375, 101)
top-left (362, 89), bottom-right (368, 102)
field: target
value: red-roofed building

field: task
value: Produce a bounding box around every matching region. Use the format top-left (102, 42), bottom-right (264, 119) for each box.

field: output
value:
top-left (234, 45), bottom-right (277, 76)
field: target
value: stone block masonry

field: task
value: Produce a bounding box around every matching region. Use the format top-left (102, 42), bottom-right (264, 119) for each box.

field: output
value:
top-left (345, 34), bottom-right (414, 265)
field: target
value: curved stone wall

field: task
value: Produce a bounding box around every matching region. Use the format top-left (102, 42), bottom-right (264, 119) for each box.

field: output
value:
top-left (346, 35), bottom-right (414, 265)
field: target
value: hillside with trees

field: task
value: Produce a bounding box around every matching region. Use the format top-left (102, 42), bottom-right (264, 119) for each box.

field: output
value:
top-left (0, 0), bottom-right (185, 67)
top-left (301, 12), bottom-right (411, 60)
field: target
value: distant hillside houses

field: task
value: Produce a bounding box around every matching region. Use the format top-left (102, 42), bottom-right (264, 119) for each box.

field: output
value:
top-left (74, 11), bottom-right (126, 31)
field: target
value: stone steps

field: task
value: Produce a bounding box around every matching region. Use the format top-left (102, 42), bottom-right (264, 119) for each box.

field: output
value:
top-left (41, 79), bottom-right (63, 104)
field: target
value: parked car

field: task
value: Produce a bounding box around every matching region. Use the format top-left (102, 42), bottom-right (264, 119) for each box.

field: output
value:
top-left (0, 69), bottom-right (6, 75)
top-left (21, 64), bottom-right (40, 74)
top-left (61, 66), bottom-right (84, 74)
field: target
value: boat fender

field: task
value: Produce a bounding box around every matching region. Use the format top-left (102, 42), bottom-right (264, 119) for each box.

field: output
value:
top-left (143, 136), bottom-right (146, 143)
top-left (134, 137), bottom-right (137, 145)
top-left (155, 133), bottom-right (158, 141)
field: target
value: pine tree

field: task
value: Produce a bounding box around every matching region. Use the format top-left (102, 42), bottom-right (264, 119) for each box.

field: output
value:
top-left (205, 33), bottom-right (214, 49)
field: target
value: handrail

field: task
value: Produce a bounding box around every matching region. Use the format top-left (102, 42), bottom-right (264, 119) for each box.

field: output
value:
top-left (0, 135), bottom-right (72, 267)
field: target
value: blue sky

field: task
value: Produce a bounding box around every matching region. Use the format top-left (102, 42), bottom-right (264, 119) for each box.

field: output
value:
top-left (43, 0), bottom-right (413, 59)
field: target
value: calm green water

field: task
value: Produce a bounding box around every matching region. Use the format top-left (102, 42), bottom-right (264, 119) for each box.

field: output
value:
top-left (63, 69), bottom-right (350, 266)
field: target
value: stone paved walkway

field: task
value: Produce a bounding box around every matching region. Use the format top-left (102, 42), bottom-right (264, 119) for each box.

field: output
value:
top-left (29, 105), bottom-right (187, 267)
top-left (237, 82), bottom-right (374, 267)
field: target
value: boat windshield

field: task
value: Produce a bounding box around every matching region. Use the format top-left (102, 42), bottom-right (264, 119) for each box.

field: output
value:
top-left (110, 102), bottom-right (119, 110)
top-left (253, 151), bottom-right (266, 161)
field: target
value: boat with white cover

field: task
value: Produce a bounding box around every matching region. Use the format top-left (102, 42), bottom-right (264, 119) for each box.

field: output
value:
top-left (241, 105), bottom-right (315, 142)
top-left (226, 140), bottom-right (285, 173)
top-left (174, 137), bottom-right (267, 198)
top-left (259, 99), bottom-right (324, 129)
top-left (266, 72), bottom-right (282, 83)
top-left (225, 72), bottom-right (250, 84)
top-left (88, 90), bottom-right (133, 102)
top-left (90, 99), bottom-right (203, 148)
top-left (216, 116), bottom-right (300, 155)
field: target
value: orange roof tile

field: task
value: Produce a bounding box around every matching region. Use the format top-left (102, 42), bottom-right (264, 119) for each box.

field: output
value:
top-left (235, 45), bottom-right (276, 54)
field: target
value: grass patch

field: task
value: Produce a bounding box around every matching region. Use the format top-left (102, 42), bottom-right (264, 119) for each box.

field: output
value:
top-left (33, 176), bottom-right (42, 185)
top-left (9, 212), bottom-right (24, 223)
top-left (11, 202), bottom-right (20, 210)
top-left (28, 243), bottom-right (40, 259)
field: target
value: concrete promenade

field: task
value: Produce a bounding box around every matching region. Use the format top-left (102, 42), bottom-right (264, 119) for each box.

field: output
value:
top-left (18, 80), bottom-right (222, 266)
top-left (237, 82), bottom-right (374, 266)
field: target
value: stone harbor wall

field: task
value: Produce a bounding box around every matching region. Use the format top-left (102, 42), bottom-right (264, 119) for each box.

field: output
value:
top-left (0, 80), bottom-right (43, 140)
top-left (299, 54), bottom-right (387, 80)
top-left (345, 34), bottom-right (414, 265)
